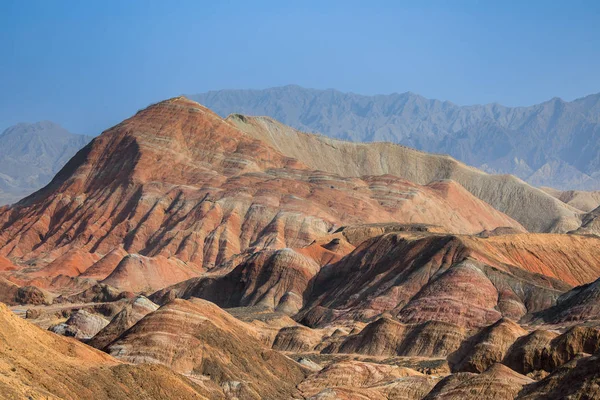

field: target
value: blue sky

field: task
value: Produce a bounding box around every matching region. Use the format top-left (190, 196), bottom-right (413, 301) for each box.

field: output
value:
top-left (1, 0), bottom-right (599, 135)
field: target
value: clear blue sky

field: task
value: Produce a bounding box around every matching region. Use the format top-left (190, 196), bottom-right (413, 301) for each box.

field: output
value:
top-left (1, 0), bottom-right (599, 135)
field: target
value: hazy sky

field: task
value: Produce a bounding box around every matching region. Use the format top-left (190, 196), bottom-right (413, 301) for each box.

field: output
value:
top-left (1, 0), bottom-right (599, 135)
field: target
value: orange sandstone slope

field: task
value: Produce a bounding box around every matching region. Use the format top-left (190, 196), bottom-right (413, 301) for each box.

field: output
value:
top-left (0, 302), bottom-right (215, 399)
top-left (0, 97), bottom-right (522, 288)
top-left (297, 232), bottom-right (600, 328)
top-left (459, 233), bottom-right (600, 286)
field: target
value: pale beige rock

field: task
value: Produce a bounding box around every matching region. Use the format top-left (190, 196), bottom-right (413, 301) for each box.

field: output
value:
top-left (230, 114), bottom-right (583, 233)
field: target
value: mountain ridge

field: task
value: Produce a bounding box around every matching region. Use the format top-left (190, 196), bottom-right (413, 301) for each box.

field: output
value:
top-left (0, 121), bottom-right (93, 206)
top-left (190, 86), bottom-right (600, 190)
top-left (0, 97), bottom-right (524, 273)
top-left (226, 112), bottom-right (584, 232)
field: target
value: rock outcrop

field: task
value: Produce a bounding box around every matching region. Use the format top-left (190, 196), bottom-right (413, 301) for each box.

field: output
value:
top-left (152, 247), bottom-right (320, 314)
top-left (299, 232), bottom-right (590, 327)
top-left (0, 302), bottom-right (216, 399)
top-left (323, 317), bottom-right (467, 358)
top-left (449, 318), bottom-right (528, 373)
top-left (424, 363), bottom-right (533, 399)
top-left (503, 326), bottom-right (600, 374)
top-left (57, 282), bottom-right (132, 304)
top-left (298, 361), bottom-right (426, 398)
top-left (272, 325), bottom-right (327, 352)
top-left (530, 276), bottom-right (600, 325)
top-left (89, 295), bottom-right (158, 349)
top-left (49, 309), bottom-right (109, 339)
top-left (517, 352), bottom-right (600, 399)
top-left (106, 298), bottom-right (307, 399)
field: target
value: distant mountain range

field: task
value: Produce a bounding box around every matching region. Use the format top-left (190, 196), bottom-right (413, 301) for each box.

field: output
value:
top-left (190, 85), bottom-right (600, 190)
top-left (0, 121), bottom-right (92, 205)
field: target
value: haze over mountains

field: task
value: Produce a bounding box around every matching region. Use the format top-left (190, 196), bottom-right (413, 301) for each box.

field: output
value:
top-left (191, 85), bottom-right (600, 190)
top-left (0, 121), bottom-right (92, 205)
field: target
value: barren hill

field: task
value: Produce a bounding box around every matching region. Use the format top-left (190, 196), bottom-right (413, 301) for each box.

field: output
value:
top-left (0, 302), bottom-right (214, 399)
top-left (228, 113), bottom-right (584, 233)
top-left (0, 97), bottom-right (522, 291)
top-left (106, 298), bottom-right (307, 399)
top-left (1, 97), bottom-right (600, 399)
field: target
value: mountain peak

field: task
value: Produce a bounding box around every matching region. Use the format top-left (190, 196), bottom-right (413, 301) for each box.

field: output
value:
top-left (138, 96), bottom-right (219, 118)
top-left (0, 120), bottom-right (93, 206)
top-left (0, 120), bottom-right (71, 138)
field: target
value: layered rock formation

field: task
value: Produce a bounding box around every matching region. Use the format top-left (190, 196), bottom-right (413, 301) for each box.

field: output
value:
top-left (228, 111), bottom-right (584, 232)
top-left (503, 326), bottom-right (600, 374)
top-left (106, 298), bottom-right (307, 399)
top-left (297, 232), bottom-right (597, 328)
top-left (89, 295), bottom-right (158, 349)
top-left (101, 254), bottom-right (201, 293)
top-left (1, 97), bottom-right (600, 399)
top-left (0, 97), bottom-right (525, 296)
top-left (298, 361), bottom-right (432, 398)
top-left (517, 352), bottom-right (600, 399)
top-left (449, 318), bottom-right (528, 373)
top-left (151, 247), bottom-right (320, 314)
top-left (424, 363), bottom-right (533, 400)
top-left (323, 317), bottom-right (467, 358)
top-left (530, 276), bottom-right (600, 325)
top-left (48, 309), bottom-right (110, 339)
top-left (0, 302), bottom-right (215, 399)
